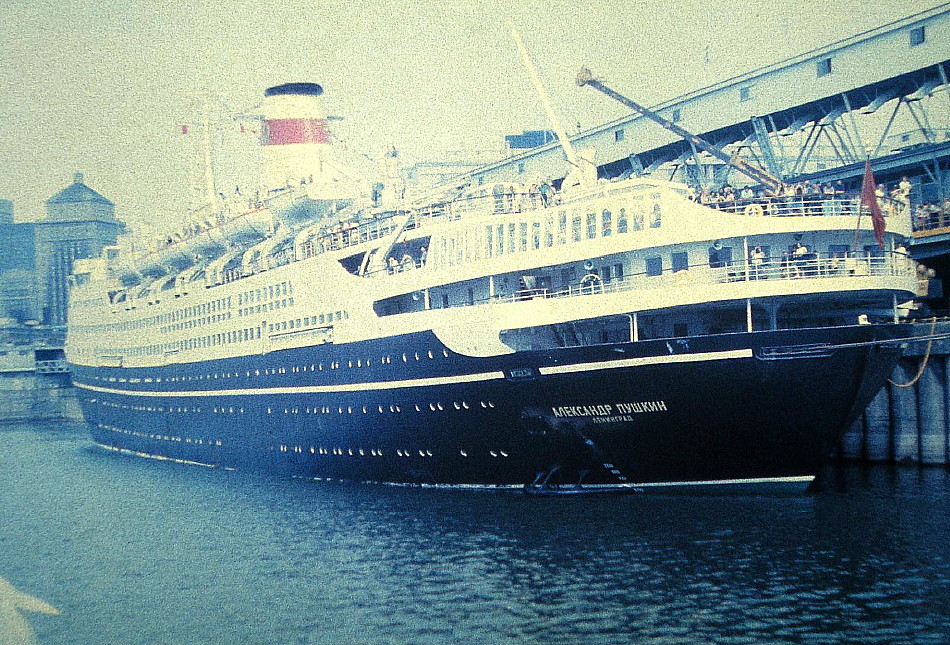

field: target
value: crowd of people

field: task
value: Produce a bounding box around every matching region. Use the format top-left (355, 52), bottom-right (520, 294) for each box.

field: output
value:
top-left (914, 199), bottom-right (950, 231)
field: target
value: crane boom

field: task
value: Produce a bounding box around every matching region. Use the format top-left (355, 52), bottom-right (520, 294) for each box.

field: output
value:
top-left (576, 67), bottom-right (785, 192)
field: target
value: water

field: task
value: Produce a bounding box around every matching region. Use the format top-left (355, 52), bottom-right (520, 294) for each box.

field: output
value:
top-left (1, 421), bottom-right (948, 645)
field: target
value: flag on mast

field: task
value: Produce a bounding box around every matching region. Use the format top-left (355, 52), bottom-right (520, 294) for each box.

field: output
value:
top-left (861, 158), bottom-right (885, 249)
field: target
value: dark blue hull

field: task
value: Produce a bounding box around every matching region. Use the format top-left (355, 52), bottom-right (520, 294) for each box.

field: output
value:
top-left (69, 324), bottom-right (909, 489)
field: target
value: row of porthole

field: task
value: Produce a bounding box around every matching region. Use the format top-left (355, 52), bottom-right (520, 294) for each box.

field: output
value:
top-left (92, 348), bottom-right (456, 384)
top-left (94, 399), bottom-right (496, 415)
top-left (267, 401), bottom-right (495, 415)
top-left (273, 445), bottom-right (510, 458)
top-left (99, 423), bottom-right (222, 447)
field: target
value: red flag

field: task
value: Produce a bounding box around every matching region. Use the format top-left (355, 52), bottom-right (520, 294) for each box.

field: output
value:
top-left (861, 158), bottom-right (885, 249)
top-left (181, 124), bottom-right (189, 135)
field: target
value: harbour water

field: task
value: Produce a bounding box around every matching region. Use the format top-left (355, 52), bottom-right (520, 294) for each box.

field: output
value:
top-left (1, 421), bottom-right (949, 645)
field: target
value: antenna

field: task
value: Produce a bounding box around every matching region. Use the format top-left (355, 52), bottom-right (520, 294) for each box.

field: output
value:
top-left (509, 23), bottom-right (582, 174)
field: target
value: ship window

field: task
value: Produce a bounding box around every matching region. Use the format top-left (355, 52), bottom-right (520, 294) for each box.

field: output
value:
top-left (910, 25), bottom-right (925, 46)
top-left (532, 221), bottom-right (541, 249)
top-left (614, 129), bottom-right (624, 142)
top-left (651, 203), bottom-right (662, 228)
top-left (817, 57), bottom-right (832, 77)
top-left (485, 225), bottom-right (493, 258)
top-left (441, 293), bottom-right (449, 308)
top-left (519, 222), bottom-right (528, 252)
top-left (614, 263), bottom-right (624, 280)
top-left (508, 223), bottom-right (516, 254)
top-left (618, 208), bottom-right (628, 234)
top-left (496, 224), bottom-right (504, 256)
top-left (586, 213), bottom-right (597, 239)
top-left (739, 86), bottom-right (752, 102)
top-left (646, 256), bottom-right (663, 276)
top-left (672, 108), bottom-right (681, 122)
top-left (572, 214), bottom-right (582, 242)
top-left (602, 210), bottom-right (612, 236)
top-left (602, 265), bottom-right (612, 283)
top-left (558, 212), bottom-right (568, 244)
top-left (672, 251), bottom-right (689, 273)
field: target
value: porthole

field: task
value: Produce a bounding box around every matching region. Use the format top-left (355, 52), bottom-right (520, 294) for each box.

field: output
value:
top-left (427, 350), bottom-right (433, 359)
top-left (460, 450), bottom-right (468, 457)
top-left (453, 402), bottom-right (461, 410)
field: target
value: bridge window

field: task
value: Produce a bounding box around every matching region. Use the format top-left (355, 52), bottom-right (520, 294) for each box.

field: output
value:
top-left (739, 86), bottom-right (752, 102)
top-left (614, 129), bottom-right (625, 142)
top-left (817, 58), bottom-right (832, 77)
top-left (910, 25), bottom-right (925, 46)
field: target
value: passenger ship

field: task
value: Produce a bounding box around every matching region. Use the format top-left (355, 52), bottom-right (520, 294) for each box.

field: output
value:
top-left (66, 82), bottom-right (919, 492)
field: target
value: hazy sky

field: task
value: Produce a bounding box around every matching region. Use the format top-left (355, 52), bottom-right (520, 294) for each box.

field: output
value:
top-left (0, 0), bottom-right (941, 231)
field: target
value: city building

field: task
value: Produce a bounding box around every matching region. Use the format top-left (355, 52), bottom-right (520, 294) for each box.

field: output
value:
top-left (33, 173), bottom-right (124, 325)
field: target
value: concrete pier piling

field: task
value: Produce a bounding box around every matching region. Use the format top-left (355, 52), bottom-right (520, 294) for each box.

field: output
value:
top-left (840, 322), bottom-right (950, 466)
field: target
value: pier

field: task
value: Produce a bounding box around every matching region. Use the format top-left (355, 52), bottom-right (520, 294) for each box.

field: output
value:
top-left (841, 320), bottom-right (950, 465)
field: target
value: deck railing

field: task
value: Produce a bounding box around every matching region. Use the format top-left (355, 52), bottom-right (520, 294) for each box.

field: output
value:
top-left (487, 251), bottom-right (915, 306)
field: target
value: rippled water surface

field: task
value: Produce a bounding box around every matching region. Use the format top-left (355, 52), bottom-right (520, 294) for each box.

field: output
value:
top-left (1, 421), bottom-right (948, 644)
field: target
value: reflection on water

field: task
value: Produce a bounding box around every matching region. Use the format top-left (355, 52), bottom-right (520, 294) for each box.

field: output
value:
top-left (1, 422), bottom-right (948, 645)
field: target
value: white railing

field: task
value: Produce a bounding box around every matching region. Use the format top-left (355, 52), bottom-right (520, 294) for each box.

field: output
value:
top-left (488, 251), bottom-right (915, 306)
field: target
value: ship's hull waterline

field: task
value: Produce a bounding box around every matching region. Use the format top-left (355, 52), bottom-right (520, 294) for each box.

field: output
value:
top-left (69, 323), bottom-right (909, 491)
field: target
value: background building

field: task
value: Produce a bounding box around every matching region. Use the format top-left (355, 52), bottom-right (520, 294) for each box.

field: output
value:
top-left (0, 199), bottom-right (37, 323)
top-left (33, 173), bottom-right (123, 325)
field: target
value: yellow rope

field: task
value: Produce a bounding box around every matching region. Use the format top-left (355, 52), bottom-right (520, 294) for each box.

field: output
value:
top-left (888, 317), bottom-right (938, 388)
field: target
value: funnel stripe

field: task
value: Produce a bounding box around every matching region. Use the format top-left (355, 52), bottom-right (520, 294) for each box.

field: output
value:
top-left (263, 118), bottom-right (330, 145)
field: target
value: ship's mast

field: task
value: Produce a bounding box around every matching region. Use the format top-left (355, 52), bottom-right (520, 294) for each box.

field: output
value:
top-left (199, 95), bottom-right (218, 209)
top-left (510, 24), bottom-right (587, 185)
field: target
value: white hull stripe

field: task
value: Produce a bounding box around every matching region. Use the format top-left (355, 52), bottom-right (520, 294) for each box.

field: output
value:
top-left (75, 370), bottom-right (507, 397)
top-left (629, 475), bottom-right (814, 488)
top-left (73, 349), bottom-right (752, 398)
top-left (537, 348), bottom-right (753, 376)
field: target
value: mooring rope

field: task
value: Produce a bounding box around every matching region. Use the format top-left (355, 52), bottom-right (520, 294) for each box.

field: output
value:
top-left (889, 317), bottom-right (939, 388)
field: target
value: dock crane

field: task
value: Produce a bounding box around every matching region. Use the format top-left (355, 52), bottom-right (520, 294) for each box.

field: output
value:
top-left (576, 67), bottom-right (786, 194)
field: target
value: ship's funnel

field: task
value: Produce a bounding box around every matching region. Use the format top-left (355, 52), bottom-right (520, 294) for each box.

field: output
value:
top-left (261, 83), bottom-right (332, 188)
top-left (260, 82), bottom-right (359, 223)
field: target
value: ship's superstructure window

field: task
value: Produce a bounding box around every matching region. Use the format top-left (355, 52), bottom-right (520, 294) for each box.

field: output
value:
top-left (614, 129), bottom-right (624, 142)
top-left (646, 256), bottom-right (662, 277)
top-left (672, 251), bottom-right (689, 273)
top-left (910, 25), bottom-right (925, 46)
top-left (817, 57), bottom-right (832, 77)
top-left (739, 86), bottom-right (752, 102)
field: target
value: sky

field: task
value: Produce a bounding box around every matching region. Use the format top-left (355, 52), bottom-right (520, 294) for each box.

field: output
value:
top-left (0, 0), bottom-right (943, 234)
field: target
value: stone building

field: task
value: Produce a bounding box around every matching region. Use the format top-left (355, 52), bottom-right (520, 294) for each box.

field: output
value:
top-left (34, 173), bottom-right (123, 325)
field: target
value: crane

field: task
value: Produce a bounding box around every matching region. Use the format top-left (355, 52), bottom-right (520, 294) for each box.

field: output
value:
top-left (576, 67), bottom-right (785, 193)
